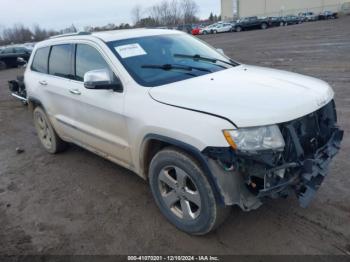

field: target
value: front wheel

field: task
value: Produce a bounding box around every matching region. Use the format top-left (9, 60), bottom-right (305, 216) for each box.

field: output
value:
top-left (149, 147), bottom-right (230, 235)
top-left (261, 23), bottom-right (267, 29)
top-left (235, 26), bottom-right (242, 32)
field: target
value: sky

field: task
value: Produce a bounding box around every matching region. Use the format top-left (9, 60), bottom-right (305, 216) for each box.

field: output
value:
top-left (0, 0), bottom-right (221, 31)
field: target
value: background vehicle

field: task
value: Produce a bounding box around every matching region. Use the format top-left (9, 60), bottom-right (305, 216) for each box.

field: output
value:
top-left (211, 23), bottom-right (233, 34)
top-left (283, 15), bottom-right (302, 25)
top-left (191, 26), bottom-right (202, 35)
top-left (200, 24), bottom-right (217, 35)
top-left (0, 45), bottom-right (32, 69)
top-left (233, 16), bottom-right (269, 32)
top-left (299, 12), bottom-right (318, 22)
top-left (318, 11), bottom-right (338, 20)
top-left (176, 24), bottom-right (193, 34)
top-left (268, 17), bottom-right (285, 27)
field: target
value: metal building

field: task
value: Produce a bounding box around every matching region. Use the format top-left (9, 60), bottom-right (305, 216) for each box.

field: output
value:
top-left (221, 0), bottom-right (349, 20)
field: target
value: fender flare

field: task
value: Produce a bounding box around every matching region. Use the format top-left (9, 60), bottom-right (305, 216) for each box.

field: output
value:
top-left (141, 134), bottom-right (226, 205)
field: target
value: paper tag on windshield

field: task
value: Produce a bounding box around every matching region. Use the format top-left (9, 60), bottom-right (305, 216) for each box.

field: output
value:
top-left (115, 43), bottom-right (147, 59)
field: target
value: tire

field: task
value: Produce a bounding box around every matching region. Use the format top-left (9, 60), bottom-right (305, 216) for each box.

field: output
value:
top-left (279, 21), bottom-right (284, 27)
top-left (149, 147), bottom-right (230, 235)
top-left (203, 31), bottom-right (208, 35)
top-left (0, 61), bottom-right (6, 70)
top-left (33, 107), bottom-right (67, 154)
top-left (261, 23), bottom-right (267, 29)
top-left (235, 26), bottom-right (242, 32)
top-left (213, 30), bottom-right (217, 34)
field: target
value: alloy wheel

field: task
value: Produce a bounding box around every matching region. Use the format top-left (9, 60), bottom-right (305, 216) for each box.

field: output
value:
top-left (158, 166), bottom-right (201, 221)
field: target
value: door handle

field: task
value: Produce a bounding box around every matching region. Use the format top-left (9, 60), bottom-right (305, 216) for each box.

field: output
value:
top-left (69, 89), bottom-right (81, 95)
top-left (39, 80), bottom-right (47, 86)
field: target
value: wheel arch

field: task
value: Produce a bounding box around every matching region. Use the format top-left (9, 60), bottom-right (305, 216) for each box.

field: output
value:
top-left (27, 96), bottom-right (44, 114)
top-left (140, 134), bottom-right (225, 205)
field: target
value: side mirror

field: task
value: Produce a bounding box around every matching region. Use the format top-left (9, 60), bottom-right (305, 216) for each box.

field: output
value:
top-left (216, 48), bottom-right (225, 55)
top-left (84, 69), bottom-right (123, 92)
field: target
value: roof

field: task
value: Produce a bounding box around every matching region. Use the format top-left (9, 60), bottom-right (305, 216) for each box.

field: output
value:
top-left (92, 28), bottom-right (182, 42)
top-left (37, 29), bottom-right (183, 48)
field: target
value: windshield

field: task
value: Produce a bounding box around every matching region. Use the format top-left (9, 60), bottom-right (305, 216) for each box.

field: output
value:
top-left (107, 34), bottom-right (238, 87)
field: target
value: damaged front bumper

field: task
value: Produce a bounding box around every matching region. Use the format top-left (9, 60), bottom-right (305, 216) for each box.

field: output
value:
top-left (203, 100), bottom-right (344, 210)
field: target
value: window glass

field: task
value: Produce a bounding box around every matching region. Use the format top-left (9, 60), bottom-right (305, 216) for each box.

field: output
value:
top-left (3, 48), bottom-right (13, 54)
top-left (75, 44), bottom-right (110, 81)
top-left (49, 44), bottom-right (73, 78)
top-left (108, 34), bottom-right (238, 87)
top-left (31, 47), bottom-right (50, 73)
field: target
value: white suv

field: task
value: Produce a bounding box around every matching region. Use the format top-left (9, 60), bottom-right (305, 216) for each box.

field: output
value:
top-left (25, 29), bottom-right (343, 235)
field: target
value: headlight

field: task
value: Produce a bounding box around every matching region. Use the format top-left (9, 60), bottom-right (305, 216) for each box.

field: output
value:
top-left (223, 125), bottom-right (285, 152)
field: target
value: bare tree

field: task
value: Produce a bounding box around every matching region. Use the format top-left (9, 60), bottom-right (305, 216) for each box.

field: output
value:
top-left (131, 5), bottom-right (143, 26)
top-left (181, 0), bottom-right (199, 24)
top-left (147, 0), bottom-right (199, 26)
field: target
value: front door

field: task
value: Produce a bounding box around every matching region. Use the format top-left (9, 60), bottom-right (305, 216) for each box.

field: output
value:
top-left (67, 43), bottom-right (131, 166)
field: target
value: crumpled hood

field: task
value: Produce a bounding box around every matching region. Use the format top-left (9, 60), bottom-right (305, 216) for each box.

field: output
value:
top-left (149, 65), bottom-right (334, 128)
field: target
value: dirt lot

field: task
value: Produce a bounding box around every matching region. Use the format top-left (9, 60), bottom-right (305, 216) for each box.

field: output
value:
top-left (0, 17), bottom-right (350, 255)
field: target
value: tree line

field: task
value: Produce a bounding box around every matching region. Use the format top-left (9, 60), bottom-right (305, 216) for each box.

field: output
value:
top-left (132, 0), bottom-right (200, 27)
top-left (0, 0), bottom-right (221, 46)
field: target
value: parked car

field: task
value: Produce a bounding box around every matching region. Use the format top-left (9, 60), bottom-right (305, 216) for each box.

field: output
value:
top-left (200, 24), bottom-right (217, 35)
top-left (299, 12), bottom-right (318, 22)
top-left (22, 30), bottom-right (343, 235)
top-left (176, 24), bottom-right (193, 34)
top-left (191, 26), bottom-right (201, 35)
top-left (318, 11), bottom-right (338, 20)
top-left (268, 17), bottom-right (285, 27)
top-left (0, 45), bottom-right (32, 69)
top-left (210, 23), bottom-right (233, 34)
top-left (283, 15), bottom-right (302, 25)
top-left (233, 16), bottom-right (269, 32)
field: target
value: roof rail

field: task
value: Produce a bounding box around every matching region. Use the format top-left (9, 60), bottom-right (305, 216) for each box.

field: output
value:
top-left (49, 32), bottom-right (91, 39)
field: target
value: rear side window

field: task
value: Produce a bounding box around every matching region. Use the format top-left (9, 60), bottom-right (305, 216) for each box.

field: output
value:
top-left (75, 44), bottom-right (110, 81)
top-left (49, 44), bottom-right (73, 78)
top-left (31, 47), bottom-right (50, 73)
top-left (3, 48), bottom-right (13, 54)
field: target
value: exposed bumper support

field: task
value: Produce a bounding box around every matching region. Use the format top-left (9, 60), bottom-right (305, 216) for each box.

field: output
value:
top-left (297, 128), bottom-right (343, 207)
top-left (203, 101), bottom-right (343, 210)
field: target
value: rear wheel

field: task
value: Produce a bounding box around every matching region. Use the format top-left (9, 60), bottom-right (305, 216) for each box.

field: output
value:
top-left (261, 23), bottom-right (268, 29)
top-left (33, 107), bottom-right (67, 154)
top-left (213, 30), bottom-right (218, 34)
top-left (149, 147), bottom-right (230, 235)
top-left (0, 61), bottom-right (7, 70)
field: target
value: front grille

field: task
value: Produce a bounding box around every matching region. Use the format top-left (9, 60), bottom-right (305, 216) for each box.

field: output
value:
top-left (280, 100), bottom-right (337, 161)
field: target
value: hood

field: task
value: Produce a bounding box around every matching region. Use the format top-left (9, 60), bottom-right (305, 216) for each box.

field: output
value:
top-left (149, 65), bottom-right (334, 128)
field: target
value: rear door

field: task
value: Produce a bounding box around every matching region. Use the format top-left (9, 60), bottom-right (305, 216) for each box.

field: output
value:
top-left (43, 44), bottom-right (78, 139)
top-left (67, 43), bottom-right (131, 165)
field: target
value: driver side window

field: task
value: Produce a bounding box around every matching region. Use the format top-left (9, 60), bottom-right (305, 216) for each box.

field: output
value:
top-left (75, 44), bottom-right (111, 81)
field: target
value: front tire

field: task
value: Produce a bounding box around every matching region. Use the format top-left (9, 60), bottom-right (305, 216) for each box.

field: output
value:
top-left (33, 107), bottom-right (67, 154)
top-left (149, 147), bottom-right (230, 235)
top-left (235, 26), bottom-right (242, 32)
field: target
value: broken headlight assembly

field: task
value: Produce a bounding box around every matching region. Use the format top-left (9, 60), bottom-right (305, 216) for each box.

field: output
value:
top-left (223, 125), bottom-right (285, 152)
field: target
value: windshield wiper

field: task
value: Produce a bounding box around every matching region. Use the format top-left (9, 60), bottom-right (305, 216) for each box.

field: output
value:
top-left (141, 64), bottom-right (212, 73)
top-left (174, 53), bottom-right (239, 68)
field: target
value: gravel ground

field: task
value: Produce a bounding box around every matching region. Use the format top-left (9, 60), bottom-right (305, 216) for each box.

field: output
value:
top-left (0, 16), bottom-right (349, 255)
